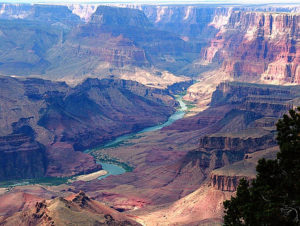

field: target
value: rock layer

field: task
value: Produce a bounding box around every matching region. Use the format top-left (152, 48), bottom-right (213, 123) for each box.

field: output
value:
top-left (0, 76), bottom-right (176, 179)
top-left (0, 135), bottom-right (47, 180)
top-left (201, 11), bottom-right (300, 83)
top-left (210, 147), bottom-right (278, 192)
top-left (0, 191), bottom-right (141, 226)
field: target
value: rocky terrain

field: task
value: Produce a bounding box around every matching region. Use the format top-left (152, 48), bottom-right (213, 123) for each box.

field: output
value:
top-left (210, 146), bottom-right (278, 192)
top-left (0, 76), bottom-right (176, 179)
top-left (0, 4), bottom-right (193, 87)
top-left (0, 3), bottom-right (299, 226)
top-left (0, 191), bottom-right (141, 226)
top-left (68, 82), bottom-right (299, 217)
top-left (201, 11), bottom-right (300, 83)
top-left (0, 4), bottom-right (298, 89)
top-left (0, 134), bottom-right (47, 180)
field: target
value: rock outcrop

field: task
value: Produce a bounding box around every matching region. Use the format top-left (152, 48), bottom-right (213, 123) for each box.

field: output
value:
top-left (0, 192), bottom-right (44, 218)
top-left (0, 76), bottom-right (176, 179)
top-left (0, 4), bottom-right (81, 25)
top-left (0, 4), bottom-right (195, 84)
top-left (199, 134), bottom-right (276, 154)
top-left (210, 175), bottom-right (249, 192)
top-left (0, 4), bottom-right (298, 85)
top-left (0, 134), bottom-right (47, 180)
top-left (211, 82), bottom-right (299, 112)
top-left (201, 10), bottom-right (300, 83)
top-left (210, 147), bottom-right (278, 192)
top-left (0, 191), bottom-right (141, 226)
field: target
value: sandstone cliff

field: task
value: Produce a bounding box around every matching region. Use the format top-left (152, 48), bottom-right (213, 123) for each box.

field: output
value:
top-left (210, 147), bottom-right (278, 192)
top-left (201, 10), bottom-right (300, 84)
top-left (0, 76), bottom-right (176, 179)
top-left (0, 4), bottom-right (298, 86)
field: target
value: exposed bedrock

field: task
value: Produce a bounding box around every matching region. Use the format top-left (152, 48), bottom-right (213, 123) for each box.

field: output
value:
top-left (210, 175), bottom-right (248, 192)
top-left (0, 134), bottom-right (47, 180)
top-left (211, 81), bottom-right (298, 116)
top-left (209, 147), bottom-right (278, 192)
top-left (199, 134), bottom-right (276, 154)
top-left (0, 76), bottom-right (176, 179)
top-left (0, 191), bottom-right (142, 226)
top-left (201, 10), bottom-right (300, 83)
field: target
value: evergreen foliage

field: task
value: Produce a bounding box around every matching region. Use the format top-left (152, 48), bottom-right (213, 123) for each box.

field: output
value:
top-left (223, 107), bottom-right (300, 226)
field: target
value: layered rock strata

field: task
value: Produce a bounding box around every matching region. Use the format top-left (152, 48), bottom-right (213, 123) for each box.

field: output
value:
top-left (0, 76), bottom-right (176, 179)
top-left (201, 11), bottom-right (300, 83)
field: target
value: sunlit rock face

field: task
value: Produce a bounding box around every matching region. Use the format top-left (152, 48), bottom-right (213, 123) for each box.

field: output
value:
top-left (0, 191), bottom-right (142, 226)
top-left (142, 6), bottom-right (228, 41)
top-left (0, 4), bottom-right (298, 86)
top-left (201, 10), bottom-right (300, 84)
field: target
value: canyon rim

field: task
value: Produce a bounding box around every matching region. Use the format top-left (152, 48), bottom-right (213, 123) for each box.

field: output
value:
top-left (0, 1), bottom-right (299, 225)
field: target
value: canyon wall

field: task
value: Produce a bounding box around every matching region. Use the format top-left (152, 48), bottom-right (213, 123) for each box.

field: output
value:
top-left (201, 10), bottom-right (300, 84)
top-left (211, 81), bottom-right (298, 116)
top-left (210, 147), bottom-right (278, 192)
top-left (0, 76), bottom-right (176, 179)
top-left (0, 4), bottom-right (298, 86)
top-left (0, 3), bottom-right (81, 26)
top-left (168, 81), bottom-right (299, 195)
top-left (0, 134), bottom-right (47, 180)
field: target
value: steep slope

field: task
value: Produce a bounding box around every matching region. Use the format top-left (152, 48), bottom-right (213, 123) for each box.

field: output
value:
top-left (0, 4), bottom-right (194, 87)
top-left (0, 4), bottom-right (82, 76)
top-left (0, 191), bottom-right (141, 226)
top-left (0, 134), bottom-right (47, 180)
top-left (0, 4), bottom-right (298, 87)
top-left (137, 182), bottom-right (232, 226)
top-left (45, 5), bottom-right (194, 85)
top-left (0, 76), bottom-right (176, 179)
top-left (0, 19), bottom-right (62, 76)
top-left (210, 146), bottom-right (278, 192)
top-left (0, 192), bottom-right (44, 218)
top-left (69, 82), bottom-right (297, 215)
top-left (200, 10), bottom-right (300, 84)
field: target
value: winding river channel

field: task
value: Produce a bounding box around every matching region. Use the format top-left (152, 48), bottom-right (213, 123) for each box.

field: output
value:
top-left (91, 95), bottom-right (187, 179)
top-left (2, 96), bottom-right (187, 187)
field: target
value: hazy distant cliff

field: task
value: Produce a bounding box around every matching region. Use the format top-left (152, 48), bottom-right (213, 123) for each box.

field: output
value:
top-left (0, 4), bottom-right (298, 85)
top-left (201, 10), bottom-right (300, 83)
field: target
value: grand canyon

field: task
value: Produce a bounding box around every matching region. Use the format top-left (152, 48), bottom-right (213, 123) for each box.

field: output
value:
top-left (0, 1), bottom-right (299, 225)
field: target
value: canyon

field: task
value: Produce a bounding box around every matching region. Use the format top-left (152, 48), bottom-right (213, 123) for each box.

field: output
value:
top-left (0, 75), bottom-right (177, 179)
top-left (0, 2), bottom-right (299, 226)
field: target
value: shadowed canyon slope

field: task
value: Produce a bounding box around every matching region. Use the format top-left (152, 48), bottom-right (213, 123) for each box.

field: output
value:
top-left (0, 3), bottom-right (299, 226)
top-left (70, 82), bottom-right (300, 219)
top-left (0, 76), bottom-right (176, 179)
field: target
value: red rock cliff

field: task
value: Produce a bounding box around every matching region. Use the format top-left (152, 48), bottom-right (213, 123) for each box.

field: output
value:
top-left (202, 11), bottom-right (300, 84)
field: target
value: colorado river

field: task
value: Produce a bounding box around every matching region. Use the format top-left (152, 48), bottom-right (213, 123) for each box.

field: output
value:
top-left (90, 95), bottom-right (187, 179)
top-left (96, 162), bottom-right (126, 179)
top-left (102, 96), bottom-right (187, 148)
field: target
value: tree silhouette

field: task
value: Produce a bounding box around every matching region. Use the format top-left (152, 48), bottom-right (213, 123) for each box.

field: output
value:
top-left (223, 107), bottom-right (300, 226)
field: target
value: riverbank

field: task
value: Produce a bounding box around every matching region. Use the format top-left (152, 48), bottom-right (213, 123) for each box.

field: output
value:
top-left (68, 170), bottom-right (107, 182)
top-left (91, 95), bottom-right (187, 151)
top-left (0, 95), bottom-right (187, 188)
top-left (87, 95), bottom-right (187, 179)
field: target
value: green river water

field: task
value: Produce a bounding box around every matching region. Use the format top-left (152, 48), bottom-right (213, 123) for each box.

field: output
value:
top-left (91, 95), bottom-right (187, 179)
